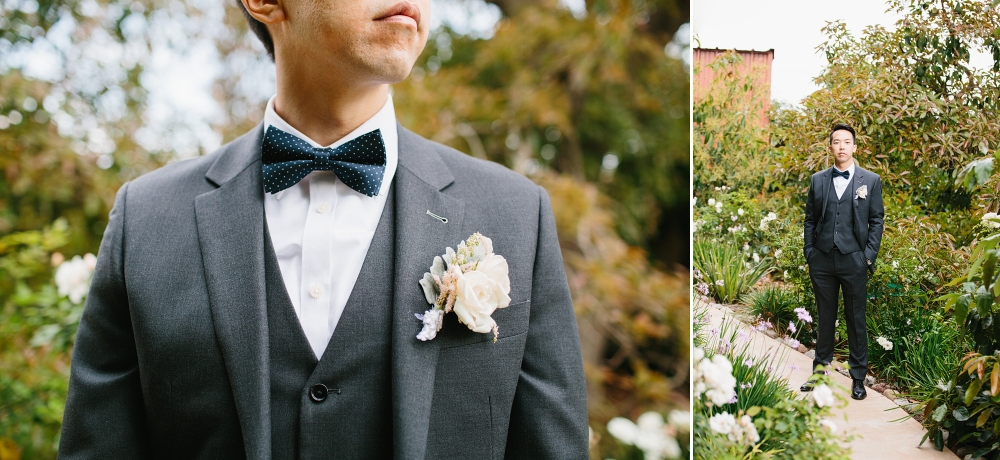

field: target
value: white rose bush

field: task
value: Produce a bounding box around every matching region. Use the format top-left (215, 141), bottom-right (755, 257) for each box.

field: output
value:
top-left (416, 233), bottom-right (511, 341)
top-left (606, 411), bottom-right (687, 460)
top-left (693, 303), bottom-right (850, 459)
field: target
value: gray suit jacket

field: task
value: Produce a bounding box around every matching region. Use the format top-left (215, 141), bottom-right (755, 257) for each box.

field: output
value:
top-left (59, 124), bottom-right (588, 459)
top-left (803, 164), bottom-right (885, 273)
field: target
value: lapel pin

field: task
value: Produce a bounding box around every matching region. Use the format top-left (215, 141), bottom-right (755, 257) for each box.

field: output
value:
top-left (426, 210), bottom-right (448, 223)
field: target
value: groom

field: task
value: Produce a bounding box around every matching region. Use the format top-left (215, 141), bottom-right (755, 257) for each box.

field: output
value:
top-left (800, 123), bottom-right (884, 401)
top-left (58, 0), bottom-right (588, 457)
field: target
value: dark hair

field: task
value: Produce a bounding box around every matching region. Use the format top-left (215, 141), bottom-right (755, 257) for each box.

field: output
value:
top-left (829, 123), bottom-right (856, 144)
top-left (237, 0), bottom-right (275, 61)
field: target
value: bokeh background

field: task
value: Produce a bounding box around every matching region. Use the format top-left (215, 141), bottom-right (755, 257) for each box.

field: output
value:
top-left (0, 0), bottom-right (691, 458)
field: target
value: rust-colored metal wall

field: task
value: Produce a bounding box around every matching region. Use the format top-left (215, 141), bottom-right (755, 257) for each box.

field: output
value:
top-left (693, 48), bottom-right (774, 127)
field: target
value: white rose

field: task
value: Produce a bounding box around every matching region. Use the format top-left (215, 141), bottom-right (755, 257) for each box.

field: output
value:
top-left (55, 254), bottom-right (96, 304)
top-left (708, 198), bottom-right (716, 206)
top-left (452, 258), bottom-right (511, 333)
top-left (813, 384), bottom-right (835, 408)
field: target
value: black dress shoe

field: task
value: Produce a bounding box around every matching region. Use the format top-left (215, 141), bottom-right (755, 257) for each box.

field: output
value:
top-left (852, 379), bottom-right (867, 400)
top-left (800, 379), bottom-right (817, 392)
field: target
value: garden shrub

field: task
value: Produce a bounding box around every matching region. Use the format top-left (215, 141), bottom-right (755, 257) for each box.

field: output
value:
top-left (921, 352), bottom-right (1000, 457)
top-left (744, 285), bottom-right (798, 336)
top-left (693, 304), bottom-right (849, 459)
top-left (693, 239), bottom-right (772, 304)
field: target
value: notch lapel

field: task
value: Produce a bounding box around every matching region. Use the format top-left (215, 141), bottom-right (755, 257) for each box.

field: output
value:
top-left (391, 126), bottom-right (466, 459)
top-left (194, 126), bottom-right (271, 460)
top-left (851, 167), bottom-right (864, 247)
top-left (818, 167), bottom-right (833, 224)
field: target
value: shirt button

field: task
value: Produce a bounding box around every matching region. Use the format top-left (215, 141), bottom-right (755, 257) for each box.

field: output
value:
top-left (317, 203), bottom-right (330, 214)
top-left (310, 284), bottom-right (323, 298)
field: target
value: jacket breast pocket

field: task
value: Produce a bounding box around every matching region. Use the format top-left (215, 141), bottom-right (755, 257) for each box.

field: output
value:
top-left (434, 300), bottom-right (530, 349)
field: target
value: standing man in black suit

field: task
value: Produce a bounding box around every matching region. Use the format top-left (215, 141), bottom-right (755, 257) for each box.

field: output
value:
top-left (799, 123), bottom-right (884, 401)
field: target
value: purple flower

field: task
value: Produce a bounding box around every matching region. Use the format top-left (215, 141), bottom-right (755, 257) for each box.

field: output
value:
top-left (787, 363), bottom-right (799, 371)
top-left (728, 395), bottom-right (738, 404)
top-left (785, 337), bottom-right (801, 349)
top-left (794, 307), bottom-right (813, 323)
top-left (696, 282), bottom-right (709, 296)
top-left (788, 321), bottom-right (797, 334)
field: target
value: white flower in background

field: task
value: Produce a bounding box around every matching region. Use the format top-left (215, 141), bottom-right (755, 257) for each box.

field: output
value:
top-left (819, 418), bottom-right (838, 433)
top-left (708, 198), bottom-right (716, 206)
top-left (759, 211), bottom-right (778, 230)
top-left (607, 412), bottom-right (682, 459)
top-left (715, 279), bottom-right (725, 286)
top-left (694, 351), bottom-right (737, 406)
top-left (668, 410), bottom-right (691, 432)
top-left (774, 249), bottom-right (782, 259)
top-left (692, 197), bottom-right (697, 206)
top-left (742, 243), bottom-right (749, 251)
top-left (752, 253), bottom-right (760, 263)
top-left (715, 202), bottom-right (723, 213)
top-left (983, 212), bottom-right (1000, 229)
top-left (709, 412), bottom-right (760, 445)
top-left (892, 260), bottom-right (899, 269)
top-left (737, 208), bottom-right (744, 216)
top-left (794, 307), bottom-right (813, 323)
top-left (813, 384), bottom-right (835, 408)
top-left (876, 336), bottom-right (893, 351)
top-left (55, 253), bottom-right (97, 304)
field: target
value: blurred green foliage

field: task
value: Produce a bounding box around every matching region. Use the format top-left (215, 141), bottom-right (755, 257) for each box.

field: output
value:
top-left (1, 0), bottom-right (691, 458)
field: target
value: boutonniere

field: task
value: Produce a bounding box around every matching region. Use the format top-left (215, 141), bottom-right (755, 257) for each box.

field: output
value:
top-left (416, 233), bottom-right (511, 342)
top-left (856, 184), bottom-right (867, 200)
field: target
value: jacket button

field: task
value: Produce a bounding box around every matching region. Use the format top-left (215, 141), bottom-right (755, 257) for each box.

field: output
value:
top-left (309, 384), bottom-right (328, 402)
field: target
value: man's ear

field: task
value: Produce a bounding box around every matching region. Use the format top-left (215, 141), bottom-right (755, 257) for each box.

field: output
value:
top-left (241, 0), bottom-right (285, 25)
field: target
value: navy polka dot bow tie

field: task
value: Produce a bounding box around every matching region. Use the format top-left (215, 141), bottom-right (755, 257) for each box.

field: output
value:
top-left (261, 125), bottom-right (386, 196)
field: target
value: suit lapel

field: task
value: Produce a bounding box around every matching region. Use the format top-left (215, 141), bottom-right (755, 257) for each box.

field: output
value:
top-left (194, 126), bottom-right (271, 460)
top-left (851, 167), bottom-right (865, 245)
top-left (818, 167), bottom-right (833, 224)
top-left (391, 125), bottom-right (466, 459)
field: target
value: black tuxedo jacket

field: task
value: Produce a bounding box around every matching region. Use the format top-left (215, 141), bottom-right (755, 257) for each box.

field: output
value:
top-left (803, 164), bottom-right (885, 274)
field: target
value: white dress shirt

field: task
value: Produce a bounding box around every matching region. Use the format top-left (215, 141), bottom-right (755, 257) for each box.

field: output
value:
top-left (262, 94), bottom-right (398, 359)
top-left (832, 163), bottom-right (855, 200)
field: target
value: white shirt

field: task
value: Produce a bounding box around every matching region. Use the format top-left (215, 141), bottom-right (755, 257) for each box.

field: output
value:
top-left (262, 94), bottom-right (398, 359)
top-left (832, 163), bottom-right (855, 200)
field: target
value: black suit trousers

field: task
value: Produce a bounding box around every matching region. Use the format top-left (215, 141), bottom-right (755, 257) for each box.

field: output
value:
top-left (808, 247), bottom-right (869, 380)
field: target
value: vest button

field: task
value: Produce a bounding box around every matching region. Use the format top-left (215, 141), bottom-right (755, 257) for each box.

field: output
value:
top-left (309, 383), bottom-right (329, 402)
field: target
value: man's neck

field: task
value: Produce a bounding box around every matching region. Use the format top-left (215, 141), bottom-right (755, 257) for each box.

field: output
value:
top-left (273, 67), bottom-right (390, 146)
top-left (834, 159), bottom-right (854, 172)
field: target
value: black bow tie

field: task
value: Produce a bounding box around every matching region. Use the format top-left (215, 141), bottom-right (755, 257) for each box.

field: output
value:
top-left (833, 169), bottom-right (849, 180)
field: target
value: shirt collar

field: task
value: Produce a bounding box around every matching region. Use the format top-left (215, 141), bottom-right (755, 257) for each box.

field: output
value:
top-left (262, 93), bottom-right (399, 198)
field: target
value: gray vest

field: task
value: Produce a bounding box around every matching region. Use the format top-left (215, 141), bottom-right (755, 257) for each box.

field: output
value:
top-left (815, 180), bottom-right (860, 254)
top-left (264, 188), bottom-right (395, 460)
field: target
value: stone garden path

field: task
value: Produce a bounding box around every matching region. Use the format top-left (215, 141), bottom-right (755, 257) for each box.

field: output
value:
top-left (703, 300), bottom-right (956, 459)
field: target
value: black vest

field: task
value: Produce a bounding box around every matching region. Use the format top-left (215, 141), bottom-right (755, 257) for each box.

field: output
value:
top-left (815, 179), bottom-right (860, 254)
top-left (264, 189), bottom-right (395, 460)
